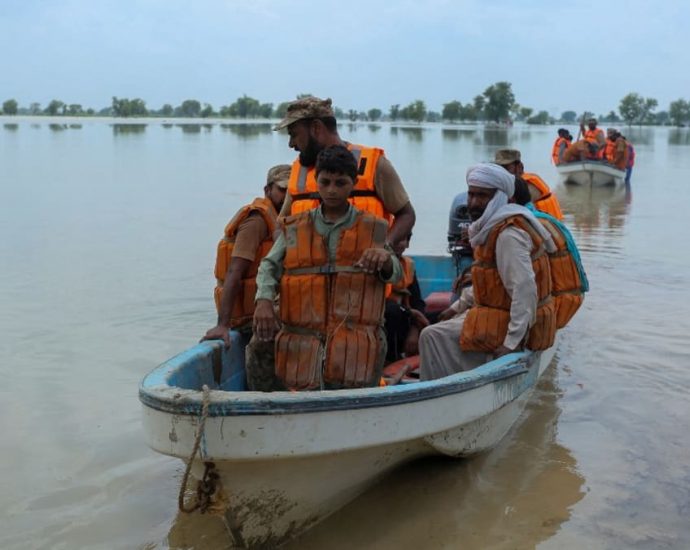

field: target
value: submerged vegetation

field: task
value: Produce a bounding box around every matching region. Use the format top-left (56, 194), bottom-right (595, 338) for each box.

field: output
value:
top-left (2, 84), bottom-right (690, 126)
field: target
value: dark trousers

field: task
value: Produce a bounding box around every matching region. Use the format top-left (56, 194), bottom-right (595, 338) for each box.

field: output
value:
top-left (384, 301), bottom-right (411, 363)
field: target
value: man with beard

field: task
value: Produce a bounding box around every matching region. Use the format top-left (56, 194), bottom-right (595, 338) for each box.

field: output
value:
top-left (273, 96), bottom-right (415, 247)
top-left (580, 117), bottom-right (606, 159)
top-left (419, 163), bottom-right (557, 380)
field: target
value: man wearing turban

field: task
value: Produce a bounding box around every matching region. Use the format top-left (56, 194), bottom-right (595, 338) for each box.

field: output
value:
top-left (419, 163), bottom-right (556, 380)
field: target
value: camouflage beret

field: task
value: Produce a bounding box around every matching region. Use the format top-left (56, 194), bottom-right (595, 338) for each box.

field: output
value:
top-left (273, 96), bottom-right (335, 130)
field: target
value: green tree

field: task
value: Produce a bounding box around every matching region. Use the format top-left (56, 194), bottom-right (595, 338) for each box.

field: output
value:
top-left (67, 104), bottom-right (83, 116)
top-left (2, 99), bottom-right (18, 115)
top-left (472, 95), bottom-right (485, 119)
top-left (526, 110), bottom-right (550, 125)
top-left (654, 111), bottom-right (669, 125)
top-left (29, 102), bottom-right (41, 115)
top-left (669, 99), bottom-right (690, 126)
top-left (426, 111), bottom-right (440, 123)
top-left (561, 110), bottom-right (577, 123)
top-left (482, 82), bottom-right (515, 123)
top-left (160, 104), bottom-right (174, 116)
top-left (347, 109), bottom-right (358, 121)
top-left (601, 110), bottom-right (621, 123)
top-left (460, 104), bottom-right (477, 121)
top-left (367, 108), bottom-right (382, 122)
top-left (45, 99), bottom-right (64, 116)
top-left (274, 102), bottom-right (289, 118)
top-left (200, 103), bottom-right (214, 118)
top-left (639, 97), bottom-right (658, 125)
top-left (230, 95), bottom-right (260, 118)
top-left (179, 99), bottom-right (201, 117)
top-left (619, 93), bottom-right (644, 125)
top-left (442, 100), bottom-right (462, 122)
top-left (112, 97), bottom-right (147, 117)
top-left (519, 107), bottom-right (533, 121)
top-left (405, 100), bottom-right (427, 123)
top-left (389, 104), bottom-right (400, 121)
top-left (258, 103), bottom-right (273, 118)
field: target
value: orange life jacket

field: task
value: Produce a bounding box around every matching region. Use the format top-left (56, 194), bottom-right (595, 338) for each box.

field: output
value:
top-left (538, 217), bottom-right (584, 328)
top-left (611, 137), bottom-right (629, 170)
top-left (213, 197), bottom-right (278, 328)
top-left (460, 215), bottom-right (556, 352)
top-left (275, 210), bottom-right (389, 390)
top-left (386, 256), bottom-right (415, 305)
top-left (604, 139), bottom-right (616, 163)
top-left (287, 144), bottom-right (392, 223)
top-left (584, 128), bottom-right (605, 159)
top-left (522, 172), bottom-right (564, 221)
top-left (551, 137), bottom-right (570, 165)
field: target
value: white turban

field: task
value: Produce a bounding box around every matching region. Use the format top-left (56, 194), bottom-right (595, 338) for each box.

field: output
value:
top-left (466, 162), bottom-right (515, 198)
top-left (466, 162), bottom-right (556, 251)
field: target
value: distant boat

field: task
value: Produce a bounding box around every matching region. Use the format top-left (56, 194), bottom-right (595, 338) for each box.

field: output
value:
top-left (556, 160), bottom-right (626, 187)
top-left (139, 255), bottom-right (558, 548)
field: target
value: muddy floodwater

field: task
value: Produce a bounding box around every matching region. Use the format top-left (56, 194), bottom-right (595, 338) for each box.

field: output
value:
top-left (1, 119), bottom-right (689, 549)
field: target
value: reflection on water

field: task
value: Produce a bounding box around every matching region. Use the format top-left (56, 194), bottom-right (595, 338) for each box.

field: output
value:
top-left (3, 123), bottom-right (18, 131)
top-left (481, 128), bottom-right (510, 146)
top-left (558, 183), bottom-right (632, 240)
top-left (177, 124), bottom-right (201, 134)
top-left (219, 123), bottom-right (272, 138)
top-left (668, 128), bottom-right (690, 146)
top-left (442, 128), bottom-right (475, 141)
top-left (112, 123), bottom-right (147, 135)
top-left (68, 124), bottom-right (82, 129)
top-left (162, 123), bottom-right (173, 129)
top-left (49, 123), bottom-right (67, 131)
top-left (287, 368), bottom-right (584, 550)
top-left (367, 123), bottom-right (381, 133)
top-left (398, 126), bottom-right (424, 141)
top-left (161, 369), bottom-right (584, 550)
top-left (622, 126), bottom-right (654, 145)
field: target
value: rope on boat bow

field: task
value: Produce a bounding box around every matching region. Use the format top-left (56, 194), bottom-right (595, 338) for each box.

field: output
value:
top-left (178, 384), bottom-right (212, 514)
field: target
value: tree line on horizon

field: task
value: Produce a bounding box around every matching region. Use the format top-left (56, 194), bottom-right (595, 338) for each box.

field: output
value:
top-left (3, 83), bottom-right (690, 127)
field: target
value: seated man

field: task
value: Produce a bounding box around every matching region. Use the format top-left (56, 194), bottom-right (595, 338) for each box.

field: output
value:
top-left (419, 163), bottom-right (557, 380)
top-left (252, 145), bottom-right (402, 391)
top-left (201, 164), bottom-right (290, 348)
top-left (581, 117), bottom-right (606, 159)
top-left (384, 232), bottom-right (429, 362)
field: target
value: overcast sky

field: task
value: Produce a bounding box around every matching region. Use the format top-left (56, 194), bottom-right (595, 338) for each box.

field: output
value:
top-left (2, 0), bottom-right (688, 116)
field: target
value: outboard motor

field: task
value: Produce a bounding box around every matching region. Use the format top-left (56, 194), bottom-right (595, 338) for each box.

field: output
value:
top-left (447, 192), bottom-right (474, 276)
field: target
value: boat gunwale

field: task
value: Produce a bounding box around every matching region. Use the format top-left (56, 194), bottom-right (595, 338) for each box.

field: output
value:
top-left (555, 161), bottom-right (626, 176)
top-left (139, 345), bottom-right (533, 417)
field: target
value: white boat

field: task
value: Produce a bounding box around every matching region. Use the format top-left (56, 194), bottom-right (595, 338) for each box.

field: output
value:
top-left (139, 255), bottom-right (557, 548)
top-left (556, 160), bottom-right (626, 187)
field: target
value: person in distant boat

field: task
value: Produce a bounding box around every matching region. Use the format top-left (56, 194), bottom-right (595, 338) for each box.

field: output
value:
top-left (419, 163), bottom-right (557, 380)
top-left (201, 164), bottom-right (290, 350)
top-left (493, 149), bottom-right (564, 220)
top-left (384, 232), bottom-right (429, 362)
top-left (604, 128), bottom-right (629, 170)
top-left (273, 96), bottom-right (415, 247)
top-left (580, 117), bottom-right (606, 159)
top-left (562, 139), bottom-right (591, 163)
top-left (551, 128), bottom-right (572, 165)
top-left (252, 145), bottom-right (402, 391)
top-left (621, 136), bottom-right (635, 184)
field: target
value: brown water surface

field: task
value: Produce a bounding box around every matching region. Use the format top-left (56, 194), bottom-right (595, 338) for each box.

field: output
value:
top-left (1, 120), bottom-right (688, 549)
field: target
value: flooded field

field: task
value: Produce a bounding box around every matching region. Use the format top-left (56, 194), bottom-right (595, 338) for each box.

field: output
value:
top-left (1, 120), bottom-right (689, 549)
